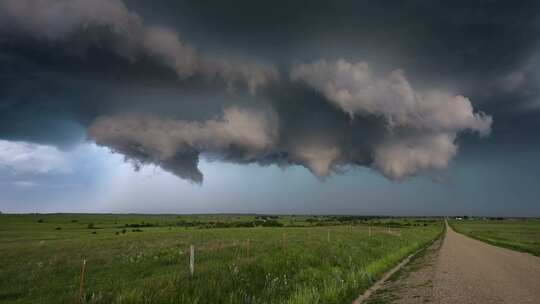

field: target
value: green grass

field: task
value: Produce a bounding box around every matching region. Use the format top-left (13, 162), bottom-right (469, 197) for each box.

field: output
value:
top-left (449, 218), bottom-right (540, 256)
top-left (0, 214), bottom-right (442, 304)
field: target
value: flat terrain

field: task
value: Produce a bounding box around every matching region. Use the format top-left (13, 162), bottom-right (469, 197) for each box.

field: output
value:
top-left (0, 214), bottom-right (441, 304)
top-left (450, 219), bottom-right (540, 256)
top-left (363, 220), bottom-right (540, 304)
top-left (433, 222), bottom-right (540, 303)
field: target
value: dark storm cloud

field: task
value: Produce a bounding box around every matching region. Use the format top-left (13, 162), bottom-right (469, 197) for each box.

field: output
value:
top-left (2, 0), bottom-right (539, 183)
top-left (0, 0), bottom-right (278, 92)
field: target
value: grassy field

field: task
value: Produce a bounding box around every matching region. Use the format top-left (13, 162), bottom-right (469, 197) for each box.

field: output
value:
top-left (450, 218), bottom-right (540, 256)
top-left (0, 214), bottom-right (442, 304)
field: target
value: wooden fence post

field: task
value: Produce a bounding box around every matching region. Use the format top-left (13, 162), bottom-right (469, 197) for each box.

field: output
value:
top-left (79, 259), bottom-right (86, 303)
top-left (189, 245), bottom-right (195, 277)
top-left (327, 229), bottom-right (330, 242)
top-left (369, 226), bottom-right (372, 237)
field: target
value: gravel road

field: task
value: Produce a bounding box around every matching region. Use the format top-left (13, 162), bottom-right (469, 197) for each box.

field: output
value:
top-left (432, 222), bottom-right (540, 303)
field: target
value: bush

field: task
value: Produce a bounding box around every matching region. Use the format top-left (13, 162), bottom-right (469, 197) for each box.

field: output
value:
top-left (124, 222), bottom-right (155, 228)
top-left (87, 223), bottom-right (95, 229)
top-left (55, 227), bottom-right (61, 230)
top-left (37, 219), bottom-right (44, 223)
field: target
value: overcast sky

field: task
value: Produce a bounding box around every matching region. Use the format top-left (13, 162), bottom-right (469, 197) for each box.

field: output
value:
top-left (1, 0), bottom-right (539, 216)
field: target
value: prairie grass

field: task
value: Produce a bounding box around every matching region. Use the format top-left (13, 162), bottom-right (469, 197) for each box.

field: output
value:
top-left (0, 214), bottom-right (442, 304)
top-left (450, 219), bottom-right (540, 256)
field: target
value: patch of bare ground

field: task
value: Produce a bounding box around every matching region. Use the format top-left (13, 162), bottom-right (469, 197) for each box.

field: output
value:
top-left (362, 235), bottom-right (442, 304)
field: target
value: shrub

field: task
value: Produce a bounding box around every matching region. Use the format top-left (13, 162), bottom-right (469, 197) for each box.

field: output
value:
top-left (124, 222), bottom-right (155, 228)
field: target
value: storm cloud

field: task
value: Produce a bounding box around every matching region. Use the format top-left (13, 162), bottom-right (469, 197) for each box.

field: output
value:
top-left (7, 0), bottom-right (540, 185)
top-left (0, 0), bottom-right (278, 93)
top-left (85, 58), bottom-right (492, 182)
top-left (88, 107), bottom-right (278, 183)
top-left (290, 59), bottom-right (492, 179)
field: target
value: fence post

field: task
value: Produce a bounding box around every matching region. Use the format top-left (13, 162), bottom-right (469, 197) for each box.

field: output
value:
top-left (79, 259), bottom-right (86, 303)
top-left (327, 229), bottom-right (330, 242)
top-left (369, 226), bottom-right (372, 237)
top-left (246, 238), bottom-right (251, 257)
top-left (189, 245), bottom-right (195, 277)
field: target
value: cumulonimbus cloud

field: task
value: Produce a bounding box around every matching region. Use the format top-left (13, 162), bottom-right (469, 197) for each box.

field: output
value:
top-left (290, 59), bottom-right (492, 135)
top-left (85, 59), bottom-right (493, 183)
top-left (291, 59), bottom-right (492, 180)
top-left (0, 0), bottom-right (278, 94)
top-left (0, 1), bottom-right (493, 183)
top-left (88, 107), bottom-right (279, 183)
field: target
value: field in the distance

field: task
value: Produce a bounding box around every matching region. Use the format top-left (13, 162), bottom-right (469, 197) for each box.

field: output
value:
top-left (0, 214), bottom-right (442, 304)
top-left (450, 218), bottom-right (540, 256)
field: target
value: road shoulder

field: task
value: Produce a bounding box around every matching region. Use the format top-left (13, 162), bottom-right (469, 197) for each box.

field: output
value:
top-left (363, 236), bottom-right (443, 304)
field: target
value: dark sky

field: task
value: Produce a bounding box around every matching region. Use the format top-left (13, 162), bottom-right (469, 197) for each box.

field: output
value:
top-left (0, 0), bottom-right (539, 216)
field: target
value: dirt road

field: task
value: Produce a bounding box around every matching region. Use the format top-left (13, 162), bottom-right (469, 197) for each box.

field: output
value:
top-left (432, 222), bottom-right (540, 303)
